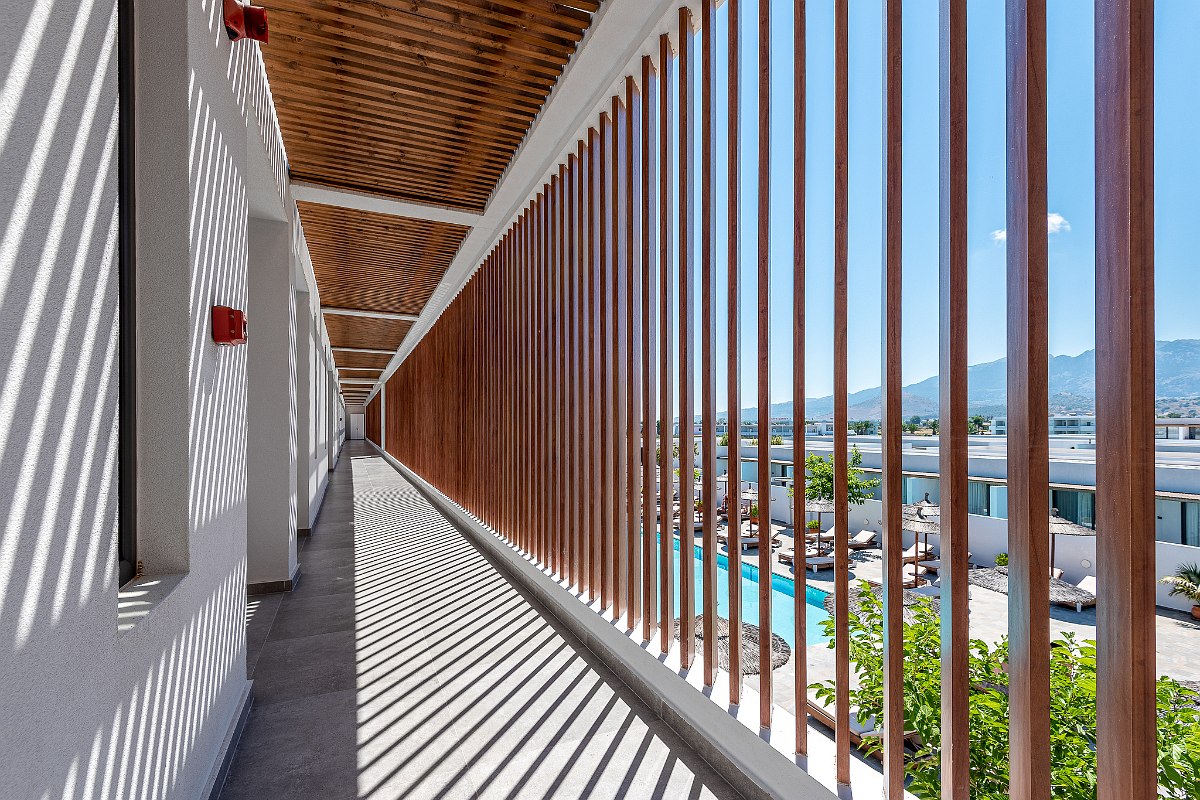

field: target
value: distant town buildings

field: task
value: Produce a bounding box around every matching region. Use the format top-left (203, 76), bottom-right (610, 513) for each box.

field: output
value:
top-left (991, 414), bottom-right (1200, 440)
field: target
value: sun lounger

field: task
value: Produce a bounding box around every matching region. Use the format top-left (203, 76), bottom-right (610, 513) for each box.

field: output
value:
top-left (901, 542), bottom-right (934, 565)
top-left (806, 556), bottom-right (836, 573)
top-left (846, 530), bottom-right (878, 550)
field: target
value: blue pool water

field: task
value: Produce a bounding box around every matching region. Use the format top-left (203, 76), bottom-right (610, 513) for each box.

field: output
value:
top-left (664, 538), bottom-right (831, 647)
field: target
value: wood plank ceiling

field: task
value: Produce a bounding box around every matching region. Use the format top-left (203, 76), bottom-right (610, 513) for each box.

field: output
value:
top-left (262, 0), bottom-right (602, 398)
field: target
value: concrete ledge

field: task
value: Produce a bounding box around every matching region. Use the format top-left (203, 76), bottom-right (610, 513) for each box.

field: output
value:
top-left (373, 445), bottom-right (837, 800)
top-left (247, 562), bottom-right (302, 595)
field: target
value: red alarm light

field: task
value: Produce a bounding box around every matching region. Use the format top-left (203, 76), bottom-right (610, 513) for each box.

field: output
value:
top-left (212, 306), bottom-right (248, 346)
top-left (223, 0), bottom-right (268, 44)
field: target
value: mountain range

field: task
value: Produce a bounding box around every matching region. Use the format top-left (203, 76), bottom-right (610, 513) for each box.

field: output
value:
top-left (721, 339), bottom-right (1200, 421)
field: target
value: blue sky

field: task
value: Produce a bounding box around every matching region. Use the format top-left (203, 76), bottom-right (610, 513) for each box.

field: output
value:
top-left (673, 1), bottom-right (1200, 408)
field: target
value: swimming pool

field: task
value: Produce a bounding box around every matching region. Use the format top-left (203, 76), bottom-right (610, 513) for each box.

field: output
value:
top-left (663, 538), bottom-right (831, 647)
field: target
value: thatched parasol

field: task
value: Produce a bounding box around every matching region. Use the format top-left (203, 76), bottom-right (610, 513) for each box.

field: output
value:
top-left (673, 615), bottom-right (791, 673)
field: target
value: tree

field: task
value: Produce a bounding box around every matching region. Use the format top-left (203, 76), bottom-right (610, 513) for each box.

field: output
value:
top-left (718, 432), bottom-right (731, 446)
top-left (849, 420), bottom-right (874, 436)
top-left (929, 418), bottom-right (940, 435)
top-left (813, 583), bottom-right (1200, 799)
top-left (907, 414), bottom-right (922, 427)
top-left (792, 445), bottom-right (881, 505)
top-left (903, 422), bottom-right (919, 434)
top-left (968, 414), bottom-right (988, 435)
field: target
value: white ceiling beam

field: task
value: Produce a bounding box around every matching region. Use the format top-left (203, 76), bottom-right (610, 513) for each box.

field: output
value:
top-left (293, 181), bottom-right (483, 227)
top-left (368, 0), bottom-right (686, 405)
top-left (332, 346), bottom-right (395, 355)
top-left (322, 306), bottom-right (419, 322)
top-left (339, 379), bottom-right (378, 385)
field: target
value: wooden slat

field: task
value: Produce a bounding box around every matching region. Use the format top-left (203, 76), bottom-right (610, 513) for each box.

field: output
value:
top-left (791, 0), bottom-right (806, 755)
top-left (658, 34), bottom-right (676, 656)
top-left (323, 314), bottom-right (411, 350)
top-left (832, 0), bottom-right (850, 781)
top-left (599, 113), bottom-right (614, 611)
top-left (880, 0), bottom-right (903, 792)
top-left (612, 94), bottom-right (630, 625)
top-left (700, 0), bottom-right (719, 689)
top-left (756, 0), bottom-right (773, 729)
top-left (678, 7), bottom-right (697, 670)
top-left (938, 1), bottom-right (970, 795)
top-left (625, 77), bottom-right (644, 633)
top-left (728, 0), bottom-right (744, 705)
top-left (640, 54), bottom-right (660, 646)
top-left (589, 126), bottom-right (603, 601)
top-left (1094, 3), bottom-right (1156, 798)
top-left (1005, 2), bottom-right (1051, 797)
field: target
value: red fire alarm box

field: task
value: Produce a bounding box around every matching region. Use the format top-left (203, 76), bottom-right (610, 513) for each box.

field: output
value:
top-left (212, 306), bottom-right (247, 346)
top-left (223, 0), bottom-right (269, 44)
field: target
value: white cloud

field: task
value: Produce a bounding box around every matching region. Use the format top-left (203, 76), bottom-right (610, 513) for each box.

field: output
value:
top-left (991, 212), bottom-right (1071, 244)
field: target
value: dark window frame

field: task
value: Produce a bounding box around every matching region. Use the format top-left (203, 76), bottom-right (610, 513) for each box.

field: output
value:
top-left (118, 0), bottom-right (137, 586)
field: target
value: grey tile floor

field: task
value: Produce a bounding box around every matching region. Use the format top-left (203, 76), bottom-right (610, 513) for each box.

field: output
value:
top-left (220, 441), bottom-right (740, 800)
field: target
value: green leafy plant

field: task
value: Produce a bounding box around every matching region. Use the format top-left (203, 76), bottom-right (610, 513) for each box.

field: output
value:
top-left (929, 418), bottom-right (940, 435)
top-left (968, 414), bottom-right (989, 435)
top-left (812, 582), bottom-right (1200, 799)
top-left (806, 519), bottom-right (821, 532)
top-left (770, 434), bottom-right (783, 445)
top-left (804, 445), bottom-right (881, 506)
top-left (749, 437), bottom-right (759, 446)
top-left (994, 552), bottom-right (1009, 567)
top-left (1161, 562), bottom-right (1200, 605)
top-left (849, 420), bottom-right (875, 436)
top-left (749, 503), bottom-right (759, 521)
top-left (719, 432), bottom-right (731, 446)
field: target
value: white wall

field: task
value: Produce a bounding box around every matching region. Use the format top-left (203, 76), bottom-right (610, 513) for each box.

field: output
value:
top-left (246, 218), bottom-right (298, 586)
top-left (0, 1), bottom-right (307, 796)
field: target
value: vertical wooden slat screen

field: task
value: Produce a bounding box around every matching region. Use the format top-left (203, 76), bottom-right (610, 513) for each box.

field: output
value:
top-left (371, 5), bottom-right (1162, 797)
top-left (755, 0), bottom-right (772, 728)
top-left (700, 0), bottom-right (719, 688)
top-left (832, 0), bottom-right (851, 783)
top-left (791, 0), bottom-right (806, 756)
top-left (939, 1), bottom-right (970, 796)
top-left (365, 394), bottom-right (381, 445)
top-left (880, 0), bottom-right (904, 793)
top-left (727, 0), bottom-right (744, 708)
top-left (678, 6), bottom-right (697, 670)
top-left (1095, 3), bottom-right (1155, 798)
top-left (1005, 2), bottom-right (1050, 798)
top-left (657, 33), bottom-right (676, 657)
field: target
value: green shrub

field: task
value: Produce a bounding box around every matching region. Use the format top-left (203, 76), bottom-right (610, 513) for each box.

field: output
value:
top-left (995, 552), bottom-right (1009, 567)
top-left (812, 582), bottom-right (1200, 799)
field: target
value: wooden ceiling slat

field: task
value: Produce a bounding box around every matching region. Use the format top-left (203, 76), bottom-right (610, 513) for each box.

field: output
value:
top-left (269, 42), bottom-right (550, 114)
top-left (266, 58), bottom-right (540, 126)
top-left (301, 203), bottom-right (469, 316)
top-left (291, 168), bottom-right (493, 211)
top-left (285, 146), bottom-right (501, 196)
top-left (285, 127), bottom-right (512, 178)
top-left (324, 315), bottom-right (413, 350)
top-left (333, 352), bottom-right (394, 369)
top-left (370, 0), bottom-right (587, 48)
top-left (271, 28), bottom-right (554, 98)
top-left (274, 83), bottom-right (530, 141)
top-left (271, 0), bottom-right (578, 69)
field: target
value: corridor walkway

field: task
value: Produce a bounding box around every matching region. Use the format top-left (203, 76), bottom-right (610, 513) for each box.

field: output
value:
top-left (219, 440), bottom-right (739, 799)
